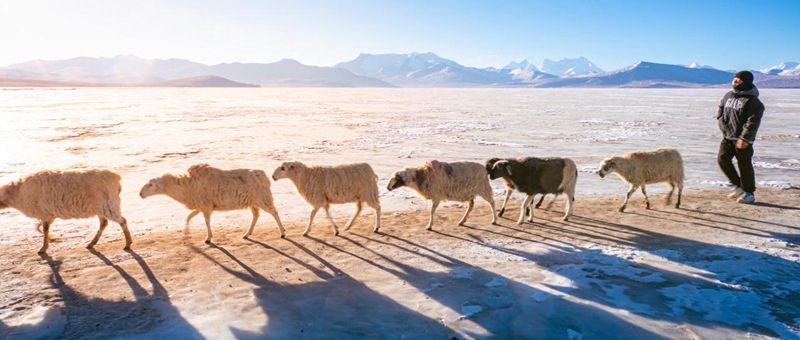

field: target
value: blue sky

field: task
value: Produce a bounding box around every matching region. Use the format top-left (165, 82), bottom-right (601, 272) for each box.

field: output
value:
top-left (1, 0), bottom-right (798, 71)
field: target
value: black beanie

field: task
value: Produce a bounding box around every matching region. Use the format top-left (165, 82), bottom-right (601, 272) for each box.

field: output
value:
top-left (735, 70), bottom-right (754, 85)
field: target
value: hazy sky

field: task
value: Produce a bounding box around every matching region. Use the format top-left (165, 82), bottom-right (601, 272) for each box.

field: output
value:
top-left (1, 0), bottom-right (798, 71)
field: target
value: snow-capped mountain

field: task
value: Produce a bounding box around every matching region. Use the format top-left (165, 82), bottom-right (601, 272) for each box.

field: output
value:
top-left (2, 55), bottom-right (205, 83)
top-left (761, 62), bottom-right (800, 76)
top-left (336, 52), bottom-right (515, 86)
top-left (0, 55), bottom-right (393, 87)
top-left (536, 61), bottom-right (735, 88)
top-left (502, 59), bottom-right (539, 71)
top-left (686, 62), bottom-right (717, 70)
top-left (540, 57), bottom-right (604, 76)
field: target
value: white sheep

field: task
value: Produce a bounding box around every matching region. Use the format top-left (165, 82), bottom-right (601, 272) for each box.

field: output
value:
top-left (598, 147), bottom-right (684, 212)
top-left (0, 169), bottom-right (133, 254)
top-left (387, 160), bottom-right (497, 230)
top-left (272, 161), bottom-right (381, 236)
top-left (140, 164), bottom-right (284, 243)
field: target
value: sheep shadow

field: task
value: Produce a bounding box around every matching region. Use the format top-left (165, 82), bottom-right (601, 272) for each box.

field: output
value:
top-left (189, 243), bottom-right (453, 339)
top-left (6, 251), bottom-right (205, 339)
top-left (548, 212), bottom-right (800, 339)
top-left (300, 233), bottom-right (668, 339)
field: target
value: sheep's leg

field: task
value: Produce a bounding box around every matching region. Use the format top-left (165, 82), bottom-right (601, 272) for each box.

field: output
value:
top-left (243, 206), bottom-right (259, 239)
top-left (426, 200), bottom-right (440, 231)
top-left (202, 210), bottom-right (213, 244)
top-left (457, 199), bottom-right (474, 226)
top-left (35, 222), bottom-right (56, 241)
top-left (480, 193), bottom-right (498, 225)
top-left (666, 183), bottom-right (675, 205)
top-left (545, 194), bottom-right (558, 210)
top-left (37, 219), bottom-right (54, 254)
top-left (303, 207), bottom-right (320, 237)
top-left (365, 200), bottom-right (381, 233)
top-left (87, 217), bottom-right (109, 249)
top-left (264, 205), bottom-right (285, 238)
top-left (343, 201), bottom-right (363, 231)
top-left (641, 185), bottom-right (651, 209)
top-left (534, 194), bottom-right (546, 209)
top-left (498, 189), bottom-right (512, 217)
top-left (186, 210), bottom-right (200, 228)
top-left (563, 192), bottom-right (574, 221)
top-left (323, 204), bottom-right (340, 236)
top-left (676, 183), bottom-right (683, 209)
top-left (517, 195), bottom-right (534, 225)
top-left (620, 185), bottom-right (637, 212)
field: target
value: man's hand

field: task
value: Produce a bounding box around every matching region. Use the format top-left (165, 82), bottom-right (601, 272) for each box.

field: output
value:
top-left (736, 139), bottom-right (750, 149)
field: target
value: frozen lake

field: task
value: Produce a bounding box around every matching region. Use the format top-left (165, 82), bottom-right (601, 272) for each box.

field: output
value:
top-left (1, 88), bottom-right (799, 339)
top-left (1, 87), bottom-right (797, 225)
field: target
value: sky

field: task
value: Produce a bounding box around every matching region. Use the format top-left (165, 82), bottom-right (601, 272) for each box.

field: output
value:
top-left (1, 0), bottom-right (798, 71)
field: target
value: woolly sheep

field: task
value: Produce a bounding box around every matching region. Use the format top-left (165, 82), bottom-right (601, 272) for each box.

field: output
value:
top-left (0, 169), bottom-right (133, 254)
top-left (387, 160), bottom-right (497, 230)
top-left (597, 147), bottom-right (684, 212)
top-left (272, 161), bottom-right (381, 236)
top-left (140, 164), bottom-right (285, 243)
top-left (486, 157), bottom-right (577, 225)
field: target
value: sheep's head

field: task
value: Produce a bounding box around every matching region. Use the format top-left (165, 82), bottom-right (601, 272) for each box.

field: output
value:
top-left (485, 158), bottom-right (501, 173)
top-left (598, 159), bottom-right (617, 178)
top-left (387, 169), bottom-right (421, 191)
top-left (489, 160), bottom-right (513, 180)
top-left (140, 177), bottom-right (166, 198)
top-left (272, 161), bottom-right (303, 181)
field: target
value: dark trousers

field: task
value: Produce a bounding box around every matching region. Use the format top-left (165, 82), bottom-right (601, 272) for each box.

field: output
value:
top-left (717, 139), bottom-right (756, 193)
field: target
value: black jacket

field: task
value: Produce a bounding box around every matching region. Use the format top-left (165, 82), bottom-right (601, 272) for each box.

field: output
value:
top-left (717, 86), bottom-right (765, 143)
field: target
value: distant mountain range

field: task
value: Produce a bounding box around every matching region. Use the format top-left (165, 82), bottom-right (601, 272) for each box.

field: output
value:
top-left (1, 54), bottom-right (799, 88)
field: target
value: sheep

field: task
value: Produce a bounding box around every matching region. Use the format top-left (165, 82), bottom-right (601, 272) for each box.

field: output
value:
top-left (485, 158), bottom-right (560, 217)
top-left (387, 160), bottom-right (497, 230)
top-left (597, 147), bottom-right (684, 212)
top-left (0, 169), bottom-right (133, 254)
top-left (271, 161), bottom-right (381, 236)
top-left (140, 164), bottom-right (284, 244)
top-left (486, 157), bottom-right (577, 225)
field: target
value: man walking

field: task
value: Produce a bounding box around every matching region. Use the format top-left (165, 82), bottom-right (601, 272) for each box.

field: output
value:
top-left (717, 70), bottom-right (764, 203)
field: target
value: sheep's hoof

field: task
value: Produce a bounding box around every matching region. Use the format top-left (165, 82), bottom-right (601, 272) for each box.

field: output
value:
top-left (302, 233), bottom-right (309, 237)
top-left (618, 206), bottom-right (626, 213)
top-left (204, 240), bottom-right (212, 244)
top-left (425, 227), bottom-right (433, 231)
top-left (498, 209), bottom-right (505, 217)
top-left (242, 235), bottom-right (249, 240)
top-left (562, 217), bottom-right (570, 222)
top-left (123, 246), bottom-right (131, 251)
top-left (280, 234), bottom-right (286, 239)
top-left (37, 249), bottom-right (48, 254)
top-left (86, 244), bottom-right (95, 249)
top-left (373, 228), bottom-right (380, 233)
top-left (646, 203), bottom-right (651, 210)
top-left (675, 204), bottom-right (680, 209)
top-left (491, 221), bottom-right (498, 226)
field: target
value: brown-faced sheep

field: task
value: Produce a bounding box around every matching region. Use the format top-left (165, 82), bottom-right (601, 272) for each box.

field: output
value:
top-left (140, 164), bottom-right (284, 244)
top-left (387, 160), bottom-right (497, 230)
top-left (597, 147), bottom-right (684, 212)
top-left (0, 169), bottom-right (133, 254)
top-left (272, 161), bottom-right (381, 236)
top-left (486, 157), bottom-right (577, 225)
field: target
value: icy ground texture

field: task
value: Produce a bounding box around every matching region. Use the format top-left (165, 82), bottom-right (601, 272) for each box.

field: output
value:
top-left (0, 88), bottom-right (797, 223)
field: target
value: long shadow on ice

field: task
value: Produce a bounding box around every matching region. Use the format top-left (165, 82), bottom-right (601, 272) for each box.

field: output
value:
top-left (9, 251), bottom-right (206, 339)
top-left (539, 211), bottom-right (800, 339)
top-left (191, 243), bottom-right (452, 339)
top-left (310, 233), bottom-right (669, 339)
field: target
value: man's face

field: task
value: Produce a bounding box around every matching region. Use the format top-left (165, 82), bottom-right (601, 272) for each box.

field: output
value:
top-left (732, 77), bottom-right (743, 86)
